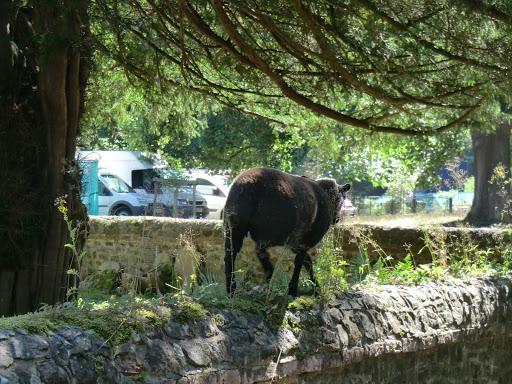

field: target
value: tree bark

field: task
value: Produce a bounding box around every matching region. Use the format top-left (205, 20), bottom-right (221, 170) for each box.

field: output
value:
top-left (466, 123), bottom-right (511, 225)
top-left (0, 1), bottom-right (90, 316)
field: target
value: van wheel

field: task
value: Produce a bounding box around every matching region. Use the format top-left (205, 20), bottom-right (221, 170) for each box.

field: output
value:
top-left (113, 206), bottom-right (131, 216)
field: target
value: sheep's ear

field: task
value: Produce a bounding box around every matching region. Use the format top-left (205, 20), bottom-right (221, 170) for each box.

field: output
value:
top-left (339, 183), bottom-right (351, 194)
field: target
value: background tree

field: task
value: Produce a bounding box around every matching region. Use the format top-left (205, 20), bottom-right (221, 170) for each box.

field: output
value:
top-left (167, 108), bottom-right (309, 174)
top-left (0, 1), bottom-right (90, 316)
top-left (466, 109), bottom-right (512, 224)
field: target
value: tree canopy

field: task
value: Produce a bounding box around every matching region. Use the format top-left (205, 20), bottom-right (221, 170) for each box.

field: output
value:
top-left (92, 0), bottom-right (512, 136)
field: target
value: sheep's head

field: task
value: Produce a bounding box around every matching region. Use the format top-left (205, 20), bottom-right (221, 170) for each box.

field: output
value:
top-left (316, 179), bottom-right (352, 224)
top-left (334, 183), bottom-right (351, 224)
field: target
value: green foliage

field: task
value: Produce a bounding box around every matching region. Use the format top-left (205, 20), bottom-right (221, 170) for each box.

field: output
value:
top-left (0, 297), bottom-right (171, 346)
top-left (287, 297), bottom-right (316, 312)
top-left (157, 263), bottom-right (179, 295)
top-left (311, 231), bottom-right (349, 298)
top-left (91, 0), bottom-right (512, 136)
top-left (89, 270), bottom-right (117, 293)
top-left (384, 199), bottom-right (401, 215)
top-left (309, 126), bottom-right (470, 190)
top-left (489, 163), bottom-right (512, 222)
top-left (198, 289), bottom-right (290, 328)
top-left (82, 0), bottom-right (512, 193)
top-left (4, 218), bottom-right (512, 346)
top-left (166, 108), bottom-right (308, 174)
top-left (385, 160), bottom-right (419, 212)
top-left (54, 196), bottom-right (88, 301)
top-left (465, 177), bottom-right (475, 193)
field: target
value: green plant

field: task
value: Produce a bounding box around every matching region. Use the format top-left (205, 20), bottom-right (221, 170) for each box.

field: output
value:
top-left (444, 158), bottom-right (468, 192)
top-left (313, 230), bottom-right (349, 298)
top-left (189, 269), bottom-right (228, 303)
top-left (345, 226), bottom-right (391, 284)
top-left (489, 163), bottom-right (512, 222)
top-left (55, 196), bottom-right (88, 301)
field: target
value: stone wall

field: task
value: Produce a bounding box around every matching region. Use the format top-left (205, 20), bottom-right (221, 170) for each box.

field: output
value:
top-left (83, 217), bottom-right (511, 288)
top-left (1, 276), bottom-right (512, 383)
top-left (82, 217), bottom-right (227, 287)
top-left (83, 217), bottom-right (300, 288)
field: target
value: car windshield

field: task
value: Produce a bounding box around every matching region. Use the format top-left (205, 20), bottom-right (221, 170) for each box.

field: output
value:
top-left (102, 174), bottom-right (135, 193)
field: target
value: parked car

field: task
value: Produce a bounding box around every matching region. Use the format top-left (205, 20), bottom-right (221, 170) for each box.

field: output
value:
top-left (340, 198), bottom-right (356, 217)
top-left (184, 170), bottom-right (230, 220)
top-left (97, 172), bottom-right (150, 216)
top-left (145, 177), bottom-right (209, 219)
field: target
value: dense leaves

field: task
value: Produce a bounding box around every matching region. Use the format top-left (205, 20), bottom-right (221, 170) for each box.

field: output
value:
top-left (91, 0), bottom-right (512, 135)
top-left (166, 108), bottom-right (309, 174)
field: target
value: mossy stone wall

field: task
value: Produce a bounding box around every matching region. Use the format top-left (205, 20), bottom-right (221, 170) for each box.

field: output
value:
top-left (2, 277), bottom-right (512, 383)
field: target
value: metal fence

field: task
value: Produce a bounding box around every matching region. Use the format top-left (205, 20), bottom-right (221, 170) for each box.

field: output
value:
top-left (148, 178), bottom-right (209, 219)
top-left (354, 192), bottom-right (474, 216)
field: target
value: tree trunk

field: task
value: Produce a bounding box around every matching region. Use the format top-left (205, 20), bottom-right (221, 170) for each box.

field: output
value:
top-left (466, 123), bottom-right (511, 225)
top-left (0, 1), bottom-right (90, 316)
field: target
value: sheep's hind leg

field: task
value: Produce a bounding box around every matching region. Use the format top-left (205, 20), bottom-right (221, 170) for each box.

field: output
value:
top-left (288, 250), bottom-right (309, 297)
top-left (256, 247), bottom-right (274, 283)
top-left (225, 228), bottom-right (244, 295)
top-left (303, 253), bottom-right (320, 295)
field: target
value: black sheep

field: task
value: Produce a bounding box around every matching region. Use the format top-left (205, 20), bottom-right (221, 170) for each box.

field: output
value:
top-left (224, 167), bottom-right (351, 296)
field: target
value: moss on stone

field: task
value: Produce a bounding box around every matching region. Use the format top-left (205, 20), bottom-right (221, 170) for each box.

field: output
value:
top-left (0, 297), bottom-right (175, 346)
top-left (0, 312), bottom-right (59, 335)
top-left (200, 296), bottom-right (289, 329)
top-left (288, 296), bottom-right (316, 311)
top-left (174, 302), bottom-right (206, 324)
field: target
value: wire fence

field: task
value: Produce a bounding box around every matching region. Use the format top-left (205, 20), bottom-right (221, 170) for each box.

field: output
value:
top-left (354, 192), bottom-right (474, 216)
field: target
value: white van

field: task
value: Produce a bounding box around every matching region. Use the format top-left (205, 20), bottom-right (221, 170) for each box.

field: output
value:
top-left (97, 172), bottom-right (149, 216)
top-left (77, 151), bottom-right (208, 218)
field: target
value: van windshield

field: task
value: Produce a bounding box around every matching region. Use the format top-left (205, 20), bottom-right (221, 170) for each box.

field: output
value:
top-left (102, 174), bottom-right (136, 193)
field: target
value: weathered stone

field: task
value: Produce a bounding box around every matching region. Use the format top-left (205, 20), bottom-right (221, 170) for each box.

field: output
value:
top-left (0, 342), bottom-right (13, 369)
top-left (181, 339), bottom-right (211, 367)
top-left (38, 360), bottom-right (70, 384)
top-left (340, 312), bottom-right (363, 346)
top-left (11, 335), bottom-right (49, 360)
top-left (143, 337), bottom-right (186, 377)
top-left (198, 317), bottom-right (219, 338)
top-left (164, 322), bottom-right (197, 340)
top-left (0, 330), bottom-right (14, 341)
top-left (69, 355), bottom-right (97, 384)
top-left (0, 276), bottom-right (512, 383)
top-left (13, 361), bottom-right (42, 383)
top-left (115, 344), bottom-right (143, 380)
